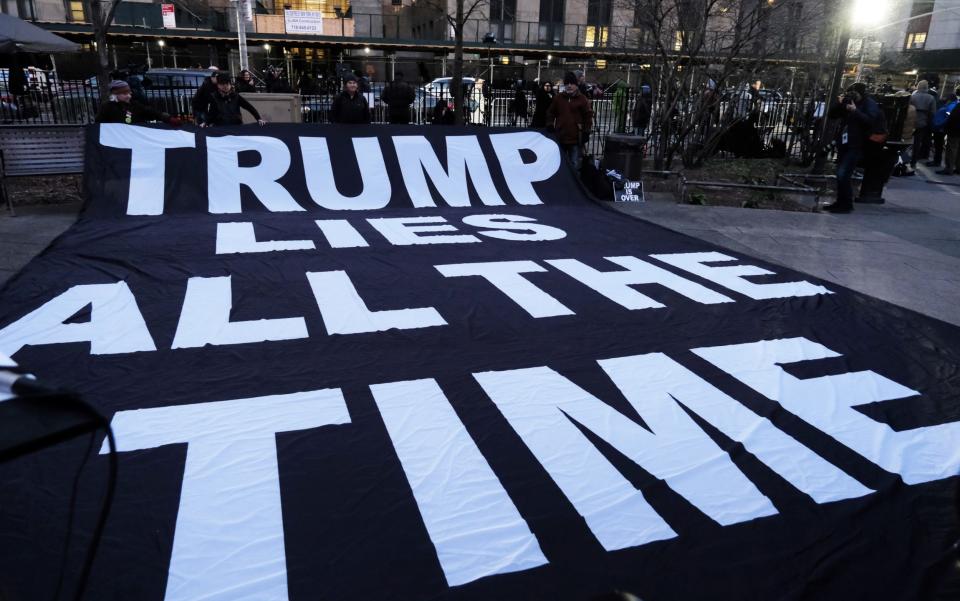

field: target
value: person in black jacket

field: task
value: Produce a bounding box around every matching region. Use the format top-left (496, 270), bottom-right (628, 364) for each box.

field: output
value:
top-left (940, 86), bottom-right (960, 175)
top-left (824, 82), bottom-right (885, 213)
top-left (236, 70), bottom-right (257, 93)
top-left (200, 73), bottom-right (266, 127)
top-left (330, 75), bottom-right (371, 124)
top-left (96, 80), bottom-right (181, 125)
top-left (381, 72), bottom-right (416, 124)
top-left (531, 81), bottom-right (554, 128)
top-left (510, 81), bottom-right (528, 126)
top-left (191, 68), bottom-right (219, 123)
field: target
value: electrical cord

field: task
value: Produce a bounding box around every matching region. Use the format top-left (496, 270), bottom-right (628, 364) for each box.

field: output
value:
top-left (67, 394), bottom-right (117, 601)
top-left (51, 432), bottom-right (96, 601)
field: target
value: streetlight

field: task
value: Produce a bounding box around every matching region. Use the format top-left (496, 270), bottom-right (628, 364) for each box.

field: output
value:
top-left (263, 43), bottom-right (271, 51)
top-left (851, 0), bottom-right (890, 28)
top-left (158, 40), bottom-right (166, 67)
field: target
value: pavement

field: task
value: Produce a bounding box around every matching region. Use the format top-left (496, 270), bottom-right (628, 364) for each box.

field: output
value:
top-left (1, 165), bottom-right (959, 328)
top-left (613, 163), bottom-right (960, 327)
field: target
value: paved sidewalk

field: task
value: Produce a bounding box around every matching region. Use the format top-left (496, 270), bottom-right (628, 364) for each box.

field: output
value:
top-left (2, 167), bottom-right (959, 328)
top-left (614, 164), bottom-right (960, 327)
top-left (0, 202), bottom-right (81, 287)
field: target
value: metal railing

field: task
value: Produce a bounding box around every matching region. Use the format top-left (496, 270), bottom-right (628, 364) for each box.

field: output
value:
top-left (5, 77), bottom-right (891, 168)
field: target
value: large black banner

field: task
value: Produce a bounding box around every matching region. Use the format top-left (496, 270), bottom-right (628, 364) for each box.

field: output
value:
top-left (1, 124), bottom-right (959, 600)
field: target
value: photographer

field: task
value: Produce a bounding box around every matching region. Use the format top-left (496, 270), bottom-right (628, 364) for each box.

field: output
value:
top-left (824, 82), bottom-right (885, 213)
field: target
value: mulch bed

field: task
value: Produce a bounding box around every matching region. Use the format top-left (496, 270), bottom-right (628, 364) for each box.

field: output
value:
top-left (6, 175), bottom-right (84, 207)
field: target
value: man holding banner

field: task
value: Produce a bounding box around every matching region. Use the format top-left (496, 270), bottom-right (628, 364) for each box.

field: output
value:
top-left (547, 72), bottom-right (593, 167)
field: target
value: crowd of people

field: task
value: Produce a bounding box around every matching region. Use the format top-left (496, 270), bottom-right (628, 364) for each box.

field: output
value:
top-left (94, 64), bottom-right (603, 169)
top-left (93, 60), bottom-right (960, 203)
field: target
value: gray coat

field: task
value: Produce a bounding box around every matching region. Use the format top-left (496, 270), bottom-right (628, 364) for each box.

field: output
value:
top-left (911, 91), bottom-right (937, 128)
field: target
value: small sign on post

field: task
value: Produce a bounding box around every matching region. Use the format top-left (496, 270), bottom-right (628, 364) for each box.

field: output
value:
top-left (161, 3), bottom-right (176, 28)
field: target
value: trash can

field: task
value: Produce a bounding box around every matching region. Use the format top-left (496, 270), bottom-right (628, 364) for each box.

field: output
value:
top-left (602, 134), bottom-right (645, 180)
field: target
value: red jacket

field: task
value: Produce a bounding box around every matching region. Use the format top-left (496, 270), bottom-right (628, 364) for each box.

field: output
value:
top-left (546, 90), bottom-right (594, 145)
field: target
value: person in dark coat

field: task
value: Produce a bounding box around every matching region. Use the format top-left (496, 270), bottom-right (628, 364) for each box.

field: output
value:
top-left (546, 72), bottom-right (594, 167)
top-left (531, 81), bottom-right (554, 128)
top-left (96, 80), bottom-right (181, 125)
top-left (381, 71), bottom-right (416, 124)
top-left (236, 70), bottom-right (257, 93)
top-left (631, 84), bottom-right (652, 135)
top-left (330, 75), bottom-right (371, 124)
top-left (200, 73), bottom-right (265, 127)
top-left (824, 82), bottom-right (885, 213)
top-left (510, 81), bottom-right (528, 126)
top-left (297, 72), bottom-right (319, 95)
top-left (191, 68), bottom-right (219, 123)
top-left (432, 99), bottom-right (455, 125)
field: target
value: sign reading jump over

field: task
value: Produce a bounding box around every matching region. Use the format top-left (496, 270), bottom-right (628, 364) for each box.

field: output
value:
top-left (0, 124), bottom-right (958, 601)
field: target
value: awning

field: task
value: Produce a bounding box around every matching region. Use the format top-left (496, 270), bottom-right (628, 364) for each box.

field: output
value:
top-left (0, 13), bottom-right (81, 53)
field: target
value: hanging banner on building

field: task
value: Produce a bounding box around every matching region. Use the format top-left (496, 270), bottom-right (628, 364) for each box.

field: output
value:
top-left (161, 3), bottom-right (176, 28)
top-left (0, 124), bottom-right (959, 600)
top-left (284, 9), bottom-right (323, 34)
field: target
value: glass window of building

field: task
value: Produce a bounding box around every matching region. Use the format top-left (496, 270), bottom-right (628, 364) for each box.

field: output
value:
top-left (490, 0), bottom-right (516, 42)
top-left (538, 0), bottom-right (563, 45)
top-left (586, 0), bottom-right (610, 47)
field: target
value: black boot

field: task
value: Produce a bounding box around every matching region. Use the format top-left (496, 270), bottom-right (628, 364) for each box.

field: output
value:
top-left (823, 202), bottom-right (853, 213)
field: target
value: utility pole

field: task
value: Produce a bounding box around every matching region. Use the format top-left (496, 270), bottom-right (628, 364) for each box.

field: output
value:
top-left (812, 7), bottom-right (851, 173)
top-left (234, 0), bottom-right (249, 71)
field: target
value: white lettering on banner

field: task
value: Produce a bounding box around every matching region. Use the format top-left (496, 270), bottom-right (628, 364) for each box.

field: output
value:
top-left (473, 365), bottom-right (777, 551)
top-left (367, 216), bottom-right (480, 246)
top-left (652, 252), bottom-right (832, 299)
top-left (598, 353), bottom-right (873, 504)
top-left (694, 337), bottom-right (960, 485)
top-left (215, 222), bottom-right (316, 254)
top-left (370, 378), bottom-right (548, 586)
top-left (101, 388), bottom-right (351, 601)
top-left (300, 137), bottom-right (391, 210)
top-left (0, 282), bottom-right (156, 356)
top-left (392, 135), bottom-right (506, 207)
top-left (436, 260), bottom-right (574, 318)
top-left (546, 256), bottom-right (734, 310)
top-left (460, 214), bottom-right (566, 242)
top-left (99, 125), bottom-right (195, 216)
top-left (315, 219), bottom-right (370, 248)
top-left (87, 338), bottom-right (958, 599)
top-left (489, 132), bottom-right (561, 205)
top-left (99, 129), bottom-right (569, 213)
top-left (207, 136), bottom-right (305, 214)
top-left (3, 253), bottom-right (844, 358)
top-left (172, 276), bottom-right (308, 348)
top-left (306, 270), bottom-right (446, 334)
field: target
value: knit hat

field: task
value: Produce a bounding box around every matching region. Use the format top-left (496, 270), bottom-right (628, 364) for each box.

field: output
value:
top-left (215, 72), bottom-right (233, 84)
top-left (563, 72), bottom-right (577, 85)
top-left (109, 80), bottom-right (131, 92)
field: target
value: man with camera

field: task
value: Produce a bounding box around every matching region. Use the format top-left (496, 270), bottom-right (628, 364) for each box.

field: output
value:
top-left (824, 82), bottom-right (886, 214)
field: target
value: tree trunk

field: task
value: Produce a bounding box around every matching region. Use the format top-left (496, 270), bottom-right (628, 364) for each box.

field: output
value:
top-left (452, 0), bottom-right (465, 125)
top-left (86, 0), bottom-right (113, 100)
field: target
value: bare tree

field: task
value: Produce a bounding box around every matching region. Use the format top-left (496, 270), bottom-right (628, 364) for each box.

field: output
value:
top-left (83, 0), bottom-right (125, 99)
top-left (413, 0), bottom-right (488, 124)
top-left (618, 0), bottom-right (831, 169)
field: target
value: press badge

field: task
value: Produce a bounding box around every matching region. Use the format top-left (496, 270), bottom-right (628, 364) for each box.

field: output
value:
top-left (842, 131), bottom-right (849, 145)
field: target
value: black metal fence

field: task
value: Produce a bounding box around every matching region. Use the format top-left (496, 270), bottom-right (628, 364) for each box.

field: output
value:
top-left (4, 77), bottom-right (883, 165)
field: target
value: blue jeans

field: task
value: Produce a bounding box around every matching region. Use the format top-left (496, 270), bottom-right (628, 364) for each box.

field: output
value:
top-left (561, 144), bottom-right (582, 168)
top-left (836, 148), bottom-right (862, 206)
